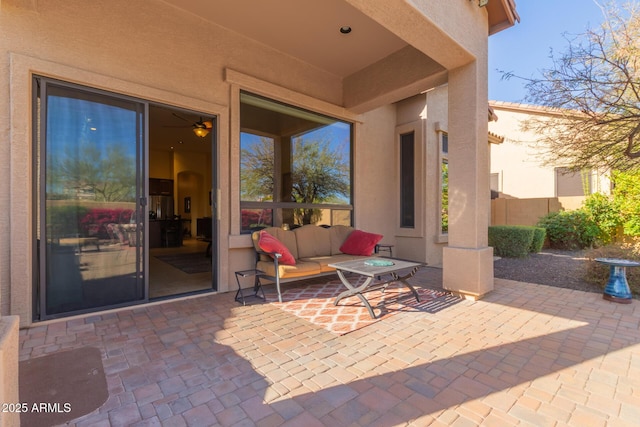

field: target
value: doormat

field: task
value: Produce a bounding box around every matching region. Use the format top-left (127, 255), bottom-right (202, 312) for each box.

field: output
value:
top-left (19, 346), bottom-right (108, 427)
top-left (265, 279), bottom-right (460, 335)
top-left (156, 253), bottom-right (212, 274)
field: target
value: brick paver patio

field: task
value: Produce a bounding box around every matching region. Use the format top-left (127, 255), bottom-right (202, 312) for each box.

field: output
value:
top-left (19, 274), bottom-right (640, 426)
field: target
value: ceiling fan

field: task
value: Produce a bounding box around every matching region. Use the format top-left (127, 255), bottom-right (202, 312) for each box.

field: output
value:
top-left (169, 113), bottom-right (213, 138)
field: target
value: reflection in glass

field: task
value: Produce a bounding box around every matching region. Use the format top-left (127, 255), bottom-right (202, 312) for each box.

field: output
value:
top-left (441, 160), bottom-right (449, 234)
top-left (38, 81), bottom-right (144, 316)
top-left (239, 92), bottom-right (352, 231)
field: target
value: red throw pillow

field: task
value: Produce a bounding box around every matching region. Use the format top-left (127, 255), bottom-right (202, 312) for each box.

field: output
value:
top-left (339, 230), bottom-right (383, 256)
top-left (258, 231), bottom-right (296, 265)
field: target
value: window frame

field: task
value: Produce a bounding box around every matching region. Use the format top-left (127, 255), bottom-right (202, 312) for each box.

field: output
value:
top-left (395, 120), bottom-right (425, 238)
top-left (238, 91), bottom-right (354, 233)
top-left (399, 131), bottom-right (416, 229)
top-left (437, 130), bottom-right (449, 242)
top-left (555, 167), bottom-right (592, 197)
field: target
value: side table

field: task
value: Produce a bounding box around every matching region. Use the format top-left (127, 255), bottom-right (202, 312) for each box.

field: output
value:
top-left (375, 243), bottom-right (394, 257)
top-left (595, 258), bottom-right (639, 304)
top-left (234, 269), bottom-right (266, 305)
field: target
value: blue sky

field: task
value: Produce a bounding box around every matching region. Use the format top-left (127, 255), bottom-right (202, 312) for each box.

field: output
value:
top-left (489, 0), bottom-right (622, 102)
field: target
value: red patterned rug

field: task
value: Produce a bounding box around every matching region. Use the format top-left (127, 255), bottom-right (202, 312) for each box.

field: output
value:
top-left (265, 278), bottom-right (459, 335)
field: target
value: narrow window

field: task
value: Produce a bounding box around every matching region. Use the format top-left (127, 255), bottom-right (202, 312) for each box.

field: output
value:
top-left (400, 132), bottom-right (415, 228)
top-left (440, 133), bottom-right (449, 234)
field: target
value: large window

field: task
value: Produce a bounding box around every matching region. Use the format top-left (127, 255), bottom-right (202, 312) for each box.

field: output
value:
top-left (240, 92), bottom-right (352, 233)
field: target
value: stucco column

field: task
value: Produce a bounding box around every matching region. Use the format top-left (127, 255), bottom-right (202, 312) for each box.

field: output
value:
top-left (442, 59), bottom-right (493, 299)
top-left (0, 316), bottom-right (20, 427)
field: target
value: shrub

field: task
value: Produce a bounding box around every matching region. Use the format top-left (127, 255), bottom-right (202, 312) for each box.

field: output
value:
top-left (582, 192), bottom-right (622, 245)
top-left (584, 239), bottom-right (640, 297)
top-left (79, 208), bottom-right (134, 239)
top-left (536, 210), bottom-right (599, 250)
top-left (47, 205), bottom-right (90, 237)
top-left (488, 225), bottom-right (535, 258)
top-left (529, 227), bottom-right (546, 253)
top-left (612, 170), bottom-right (640, 237)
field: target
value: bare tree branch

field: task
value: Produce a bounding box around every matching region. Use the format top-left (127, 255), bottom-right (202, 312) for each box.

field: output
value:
top-left (507, 1), bottom-right (640, 172)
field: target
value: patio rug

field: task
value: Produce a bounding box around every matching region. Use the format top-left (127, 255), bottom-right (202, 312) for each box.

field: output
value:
top-left (19, 346), bottom-right (108, 427)
top-left (265, 278), bottom-right (459, 335)
top-left (156, 253), bottom-right (211, 274)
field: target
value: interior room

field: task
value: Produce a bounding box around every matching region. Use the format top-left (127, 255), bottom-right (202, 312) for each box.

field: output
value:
top-left (148, 104), bottom-right (215, 298)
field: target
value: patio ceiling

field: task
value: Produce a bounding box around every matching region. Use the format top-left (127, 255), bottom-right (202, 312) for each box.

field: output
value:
top-left (160, 0), bottom-right (409, 78)
top-left (159, 0), bottom-right (518, 112)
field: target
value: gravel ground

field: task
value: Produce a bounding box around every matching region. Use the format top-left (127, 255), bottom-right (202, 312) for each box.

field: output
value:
top-left (493, 249), bottom-right (603, 294)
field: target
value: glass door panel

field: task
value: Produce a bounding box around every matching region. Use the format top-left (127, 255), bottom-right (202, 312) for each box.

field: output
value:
top-left (38, 80), bottom-right (145, 317)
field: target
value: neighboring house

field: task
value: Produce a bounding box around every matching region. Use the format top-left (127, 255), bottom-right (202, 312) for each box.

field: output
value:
top-left (488, 101), bottom-right (611, 225)
top-left (0, 0), bottom-right (520, 397)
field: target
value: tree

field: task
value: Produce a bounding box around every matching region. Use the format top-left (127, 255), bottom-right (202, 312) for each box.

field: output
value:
top-left (507, 1), bottom-right (640, 172)
top-left (240, 136), bottom-right (275, 202)
top-left (240, 132), bottom-right (350, 225)
top-left (54, 143), bottom-right (136, 202)
top-left (290, 136), bottom-right (350, 224)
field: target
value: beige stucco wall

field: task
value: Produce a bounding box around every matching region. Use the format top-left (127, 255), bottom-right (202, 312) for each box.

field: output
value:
top-left (392, 86), bottom-right (449, 267)
top-left (0, 316), bottom-right (19, 427)
top-left (1, 0), bottom-right (498, 324)
top-left (489, 106), bottom-right (559, 198)
top-left (489, 103), bottom-right (611, 199)
top-left (491, 196), bottom-right (590, 227)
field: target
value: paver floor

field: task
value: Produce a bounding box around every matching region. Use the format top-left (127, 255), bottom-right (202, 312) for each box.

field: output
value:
top-left (19, 275), bottom-right (640, 426)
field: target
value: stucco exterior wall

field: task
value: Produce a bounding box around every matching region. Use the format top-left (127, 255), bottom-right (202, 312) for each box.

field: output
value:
top-left (0, 316), bottom-right (19, 427)
top-left (489, 103), bottom-right (611, 199)
top-left (353, 105), bottom-right (398, 237)
top-left (0, 0), bottom-right (501, 323)
top-left (488, 106), bottom-right (559, 198)
top-left (392, 86), bottom-right (449, 267)
top-left (0, 0), bottom-right (347, 323)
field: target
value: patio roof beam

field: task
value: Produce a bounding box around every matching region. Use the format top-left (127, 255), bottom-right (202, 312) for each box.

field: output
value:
top-left (343, 45), bottom-right (448, 113)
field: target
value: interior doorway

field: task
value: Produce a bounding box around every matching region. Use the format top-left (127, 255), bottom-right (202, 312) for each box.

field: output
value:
top-left (147, 104), bottom-right (217, 299)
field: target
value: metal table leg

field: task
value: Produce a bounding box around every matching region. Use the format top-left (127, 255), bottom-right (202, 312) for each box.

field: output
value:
top-left (235, 269), bottom-right (265, 305)
top-left (333, 271), bottom-right (378, 318)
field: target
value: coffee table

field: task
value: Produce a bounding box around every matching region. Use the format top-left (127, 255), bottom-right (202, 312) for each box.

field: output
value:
top-left (328, 258), bottom-right (423, 319)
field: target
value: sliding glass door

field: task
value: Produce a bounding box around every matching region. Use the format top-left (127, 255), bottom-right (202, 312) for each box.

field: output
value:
top-left (35, 78), bottom-right (145, 318)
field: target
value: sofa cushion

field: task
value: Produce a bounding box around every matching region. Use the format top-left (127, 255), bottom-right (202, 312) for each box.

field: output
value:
top-left (294, 225), bottom-right (331, 258)
top-left (329, 225), bottom-right (355, 255)
top-left (257, 259), bottom-right (322, 279)
top-left (253, 227), bottom-right (299, 260)
top-left (258, 231), bottom-right (296, 265)
top-left (339, 230), bottom-right (383, 256)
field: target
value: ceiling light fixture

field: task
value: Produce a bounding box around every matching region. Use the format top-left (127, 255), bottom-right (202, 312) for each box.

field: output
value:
top-left (192, 118), bottom-right (212, 138)
top-left (339, 26), bottom-right (352, 34)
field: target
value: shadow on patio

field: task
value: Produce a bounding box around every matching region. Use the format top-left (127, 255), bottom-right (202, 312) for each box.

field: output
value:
top-left (18, 272), bottom-right (640, 426)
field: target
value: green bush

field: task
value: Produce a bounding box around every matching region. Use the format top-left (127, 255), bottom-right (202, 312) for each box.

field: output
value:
top-left (529, 227), bottom-right (546, 253)
top-left (612, 171), bottom-right (640, 237)
top-left (536, 210), bottom-right (599, 250)
top-left (582, 192), bottom-right (622, 245)
top-left (489, 225), bottom-right (536, 258)
top-left (46, 205), bottom-right (90, 237)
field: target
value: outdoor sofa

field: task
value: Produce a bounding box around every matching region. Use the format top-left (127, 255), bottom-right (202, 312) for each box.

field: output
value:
top-left (251, 224), bottom-right (383, 302)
